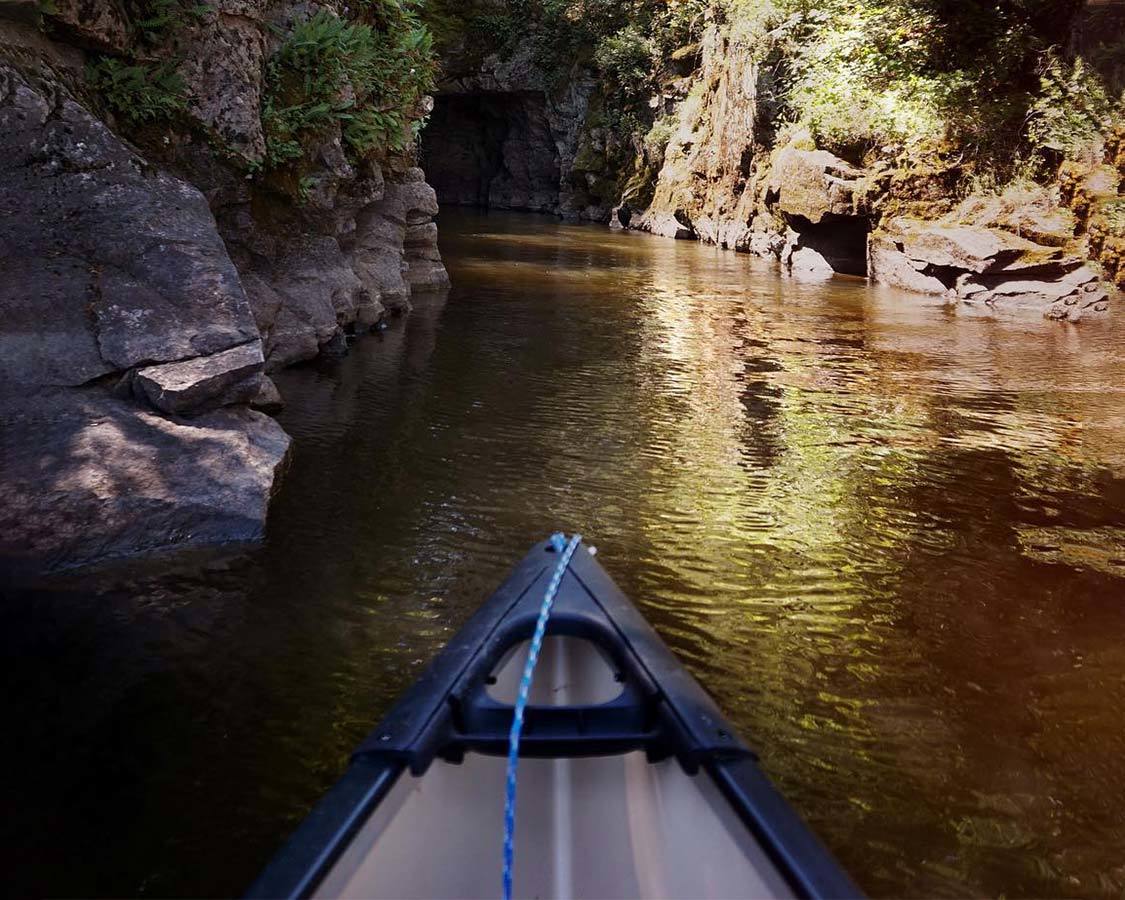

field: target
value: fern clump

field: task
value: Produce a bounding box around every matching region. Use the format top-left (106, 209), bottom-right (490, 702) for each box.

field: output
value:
top-left (261, 3), bottom-right (436, 171)
top-left (86, 57), bottom-right (186, 125)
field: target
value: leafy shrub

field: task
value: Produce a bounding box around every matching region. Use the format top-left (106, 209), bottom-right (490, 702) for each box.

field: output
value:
top-left (130, 0), bottom-right (211, 43)
top-left (594, 25), bottom-right (652, 101)
top-left (86, 57), bottom-right (186, 125)
top-left (1027, 51), bottom-right (1120, 157)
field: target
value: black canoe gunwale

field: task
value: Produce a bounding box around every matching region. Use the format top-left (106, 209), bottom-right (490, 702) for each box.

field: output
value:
top-left (247, 540), bottom-right (861, 899)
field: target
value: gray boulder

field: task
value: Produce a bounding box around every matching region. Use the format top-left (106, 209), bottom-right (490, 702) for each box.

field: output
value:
top-left (0, 390), bottom-right (289, 574)
top-left (249, 375), bottom-right (284, 414)
top-left (769, 146), bottom-right (868, 225)
top-left (870, 216), bottom-right (1113, 319)
top-left (0, 64), bottom-right (292, 573)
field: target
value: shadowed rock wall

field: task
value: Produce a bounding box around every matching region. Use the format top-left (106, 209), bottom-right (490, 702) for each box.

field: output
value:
top-left (0, 2), bottom-right (450, 574)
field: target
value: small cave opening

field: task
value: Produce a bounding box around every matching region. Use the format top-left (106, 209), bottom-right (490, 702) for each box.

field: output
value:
top-left (420, 92), bottom-right (561, 213)
top-left (792, 216), bottom-right (871, 277)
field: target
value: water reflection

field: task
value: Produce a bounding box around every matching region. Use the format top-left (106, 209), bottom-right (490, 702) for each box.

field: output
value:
top-left (3, 209), bottom-right (1125, 898)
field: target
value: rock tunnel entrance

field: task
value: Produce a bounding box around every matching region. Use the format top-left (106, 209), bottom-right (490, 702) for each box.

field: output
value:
top-left (420, 92), bottom-right (560, 213)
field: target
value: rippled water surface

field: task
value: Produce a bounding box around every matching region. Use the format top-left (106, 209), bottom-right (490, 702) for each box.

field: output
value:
top-left (5, 209), bottom-right (1125, 898)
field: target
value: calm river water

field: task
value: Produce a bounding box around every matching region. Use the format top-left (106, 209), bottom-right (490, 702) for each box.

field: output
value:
top-left (4, 209), bottom-right (1125, 898)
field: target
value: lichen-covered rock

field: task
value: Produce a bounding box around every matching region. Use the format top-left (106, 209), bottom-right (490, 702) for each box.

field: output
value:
top-left (1061, 150), bottom-right (1124, 292)
top-left (882, 219), bottom-right (1071, 274)
top-left (172, 5), bottom-right (268, 162)
top-left (636, 24), bottom-right (760, 250)
top-left (0, 390), bottom-right (289, 574)
top-left (871, 215), bottom-right (1111, 318)
top-left (133, 341), bottom-right (265, 416)
top-left (45, 0), bottom-right (130, 52)
top-left (768, 146), bottom-right (868, 225)
top-left (950, 187), bottom-right (1075, 248)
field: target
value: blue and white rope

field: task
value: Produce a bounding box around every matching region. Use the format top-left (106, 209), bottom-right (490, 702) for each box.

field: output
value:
top-left (502, 532), bottom-right (583, 900)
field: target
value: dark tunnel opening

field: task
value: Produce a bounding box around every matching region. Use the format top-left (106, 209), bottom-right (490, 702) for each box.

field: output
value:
top-left (420, 92), bottom-right (561, 214)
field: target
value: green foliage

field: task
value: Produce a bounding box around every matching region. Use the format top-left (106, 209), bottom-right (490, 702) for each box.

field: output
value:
top-left (713, 0), bottom-right (1121, 177)
top-left (1027, 51), bottom-right (1120, 156)
top-left (86, 57), bottom-right (186, 125)
top-left (130, 0), bottom-right (210, 43)
top-left (594, 25), bottom-right (652, 102)
top-left (643, 114), bottom-right (677, 162)
top-left (423, 0), bottom-right (1118, 197)
top-left (261, 4), bottom-right (436, 170)
top-left (1102, 198), bottom-right (1125, 235)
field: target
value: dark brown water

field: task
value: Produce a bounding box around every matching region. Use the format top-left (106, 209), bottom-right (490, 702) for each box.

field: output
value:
top-left (4, 209), bottom-right (1125, 898)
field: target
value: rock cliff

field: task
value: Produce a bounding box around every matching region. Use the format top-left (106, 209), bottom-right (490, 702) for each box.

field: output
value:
top-left (627, 15), bottom-right (1121, 320)
top-left (0, 2), bottom-right (448, 573)
top-left (420, 0), bottom-right (1120, 319)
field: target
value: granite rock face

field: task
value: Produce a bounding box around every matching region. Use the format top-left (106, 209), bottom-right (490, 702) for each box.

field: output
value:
top-left (172, 1), bottom-right (268, 162)
top-left (0, 63), bottom-right (290, 572)
top-left (349, 168), bottom-right (450, 309)
top-left (636, 24), bottom-right (761, 250)
top-left (0, 63), bottom-right (259, 387)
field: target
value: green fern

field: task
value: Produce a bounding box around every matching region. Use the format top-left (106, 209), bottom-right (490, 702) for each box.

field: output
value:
top-left (87, 57), bottom-right (186, 125)
top-left (260, 5), bottom-right (436, 171)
